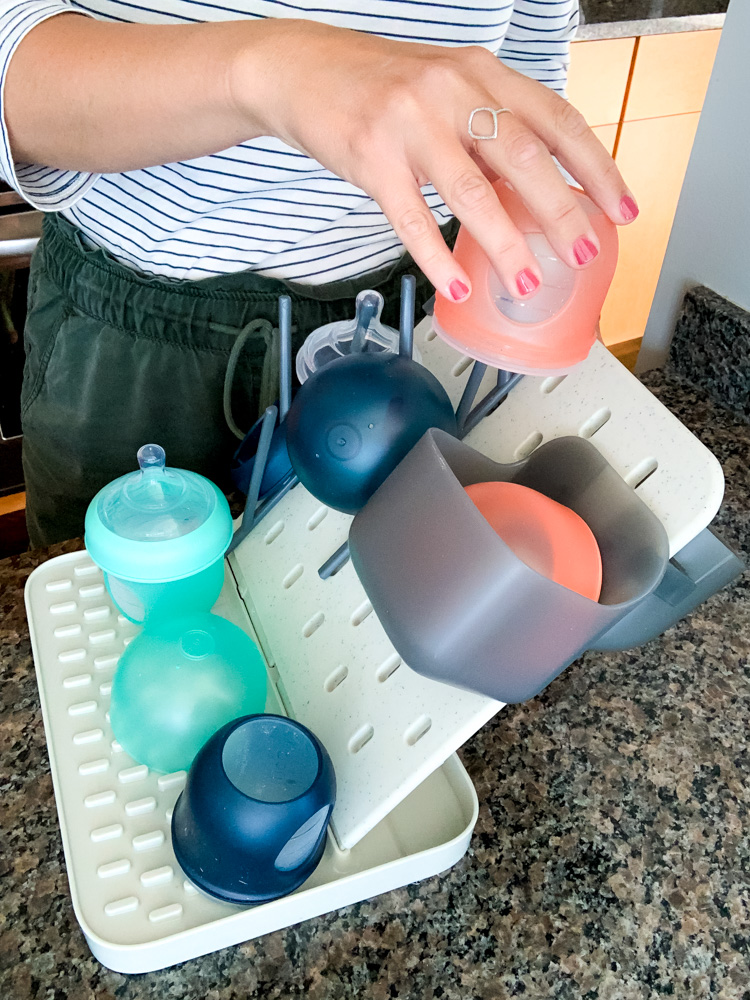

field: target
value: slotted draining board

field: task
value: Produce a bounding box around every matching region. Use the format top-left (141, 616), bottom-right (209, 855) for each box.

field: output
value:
top-left (230, 318), bottom-right (725, 850)
top-left (451, 339), bottom-right (725, 558)
top-left (231, 488), bottom-right (499, 850)
top-left (25, 552), bottom-right (478, 973)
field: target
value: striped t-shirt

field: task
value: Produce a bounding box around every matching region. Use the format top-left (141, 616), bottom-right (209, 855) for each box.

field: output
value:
top-left (0, 0), bottom-right (578, 283)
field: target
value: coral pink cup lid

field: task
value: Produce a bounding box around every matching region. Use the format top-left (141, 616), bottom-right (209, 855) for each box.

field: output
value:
top-left (465, 481), bottom-right (603, 601)
top-left (434, 182), bottom-right (619, 376)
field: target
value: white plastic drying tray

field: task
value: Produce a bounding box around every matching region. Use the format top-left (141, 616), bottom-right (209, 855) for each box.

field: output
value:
top-left (229, 320), bottom-right (725, 851)
top-left (25, 320), bottom-right (725, 973)
top-left (25, 553), bottom-right (478, 974)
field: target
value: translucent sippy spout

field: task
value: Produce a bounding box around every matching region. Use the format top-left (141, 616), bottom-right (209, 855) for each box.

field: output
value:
top-left (350, 290), bottom-right (385, 354)
top-left (130, 443), bottom-right (175, 511)
top-left (295, 289), bottom-right (416, 384)
top-left (137, 443), bottom-right (166, 473)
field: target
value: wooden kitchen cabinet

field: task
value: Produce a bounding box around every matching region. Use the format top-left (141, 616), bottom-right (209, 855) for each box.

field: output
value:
top-left (567, 29), bottom-right (722, 352)
top-left (599, 112), bottom-right (702, 346)
top-left (0, 491), bottom-right (28, 557)
top-left (567, 37), bottom-right (635, 127)
top-left (590, 124), bottom-right (618, 156)
top-left (624, 29), bottom-right (722, 120)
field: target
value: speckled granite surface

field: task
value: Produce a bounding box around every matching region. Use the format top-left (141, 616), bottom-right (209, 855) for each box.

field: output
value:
top-left (576, 0), bottom-right (726, 38)
top-left (580, 0), bottom-right (727, 22)
top-left (668, 285), bottom-right (750, 425)
top-left (576, 12), bottom-right (724, 40)
top-left (1, 369), bottom-right (748, 998)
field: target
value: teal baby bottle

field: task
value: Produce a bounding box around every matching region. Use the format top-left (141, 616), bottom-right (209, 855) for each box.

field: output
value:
top-left (109, 612), bottom-right (268, 773)
top-left (84, 444), bottom-right (233, 625)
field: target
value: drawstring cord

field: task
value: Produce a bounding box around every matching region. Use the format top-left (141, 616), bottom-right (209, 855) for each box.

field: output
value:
top-left (222, 317), bottom-right (274, 440)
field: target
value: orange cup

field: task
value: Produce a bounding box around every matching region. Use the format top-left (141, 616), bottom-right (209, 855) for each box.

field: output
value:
top-left (434, 182), bottom-right (619, 376)
top-left (465, 481), bottom-right (603, 601)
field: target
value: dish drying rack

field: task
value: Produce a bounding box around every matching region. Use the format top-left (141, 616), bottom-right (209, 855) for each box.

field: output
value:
top-left (25, 318), bottom-right (724, 973)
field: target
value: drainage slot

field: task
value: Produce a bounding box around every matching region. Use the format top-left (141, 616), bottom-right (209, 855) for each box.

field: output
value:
top-left (350, 600), bottom-right (373, 627)
top-left (307, 507), bottom-right (328, 531)
top-left (324, 665), bottom-right (349, 693)
top-left (626, 457), bottom-right (659, 489)
top-left (540, 375), bottom-right (567, 394)
top-left (578, 407), bottom-right (612, 439)
top-left (376, 654), bottom-right (402, 683)
top-left (264, 521), bottom-right (284, 545)
top-left (451, 355), bottom-right (473, 377)
top-left (425, 327), bottom-right (437, 342)
top-left (405, 715), bottom-right (433, 746)
top-left (302, 612), bottom-right (325, 638)
top-left (348, 724), bottom-right (374, 754)
top-left (514, 431), bottom-right (543, 460)
top-left (282, 564), bottom-right (304, 590)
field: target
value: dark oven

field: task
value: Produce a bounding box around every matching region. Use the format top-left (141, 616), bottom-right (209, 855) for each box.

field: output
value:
top-left (0, 181), bottom-right (43, 497)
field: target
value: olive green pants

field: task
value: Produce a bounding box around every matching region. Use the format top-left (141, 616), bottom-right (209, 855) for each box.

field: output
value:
top-left (22, 212), bottom-right (457, 548)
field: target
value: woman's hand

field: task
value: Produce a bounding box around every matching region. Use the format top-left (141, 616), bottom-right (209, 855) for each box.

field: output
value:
top-left (7, 14), bottom-right (636, 301)
top-left (239, 19), bottom-right (638, 302)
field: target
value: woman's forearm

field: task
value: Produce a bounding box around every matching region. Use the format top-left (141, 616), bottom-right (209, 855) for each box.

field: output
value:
top-left (5, 12), bottom-right (638, 308)
top-left (4, 13), bottom-right (284, 172)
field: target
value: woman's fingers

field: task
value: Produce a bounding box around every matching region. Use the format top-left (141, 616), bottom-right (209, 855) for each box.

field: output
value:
top-left (266, 31), bottom-right (641, 301)
top-left (502, 70), bottom-right (639, 225)
top-left (423, 145), bottom-right (544, 298)
top-left (470, 109), bottom-right (603, 270)
top-left (375, 89), bottom-right (629, 299)
top-left (373, 172), bottom-right (475, 302)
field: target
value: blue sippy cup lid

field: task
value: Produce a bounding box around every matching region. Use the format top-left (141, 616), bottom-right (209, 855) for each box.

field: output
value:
top-left (85, 445), bottom-right (233, 584)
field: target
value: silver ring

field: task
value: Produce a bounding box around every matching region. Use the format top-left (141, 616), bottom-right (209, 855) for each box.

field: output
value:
top-left (468, 107), bottom-right (512, 140)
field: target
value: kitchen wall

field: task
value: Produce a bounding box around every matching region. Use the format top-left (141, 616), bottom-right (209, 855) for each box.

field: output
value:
top-left (639, 0), bottom-right (749, 369)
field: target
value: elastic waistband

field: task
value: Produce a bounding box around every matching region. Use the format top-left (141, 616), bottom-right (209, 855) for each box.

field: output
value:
top-left (37, 212), bottom-right (450, 343)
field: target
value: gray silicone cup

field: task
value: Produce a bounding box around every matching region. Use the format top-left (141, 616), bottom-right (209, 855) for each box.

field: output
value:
top-left (349, 429), bottom-right (671, 704)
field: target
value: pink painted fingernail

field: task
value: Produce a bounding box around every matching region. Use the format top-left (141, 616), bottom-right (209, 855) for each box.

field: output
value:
top-left (573, 237), bottom-right (599, 265)
top-left (516, 268), bottom-right (540, 297)
top-left (449, 279), bottom-right (471, 302)
top-left (620, 195), bottom-right (639, 221)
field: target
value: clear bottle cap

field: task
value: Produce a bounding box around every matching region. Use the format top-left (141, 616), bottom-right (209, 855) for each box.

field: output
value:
top-left (96, 444), bottom-right (217, 542)
top-left (84, 445), bottom-right (233, 583)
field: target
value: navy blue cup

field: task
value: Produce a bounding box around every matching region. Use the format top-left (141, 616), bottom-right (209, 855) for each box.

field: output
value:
top-left (231, 408), bottom-right (292, 498)
top-left (171, 715), bottom-right (336, 905)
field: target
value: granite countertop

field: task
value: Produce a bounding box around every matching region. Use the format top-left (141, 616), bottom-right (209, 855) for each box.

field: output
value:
top-left (578, 0), bottom-right (727, 38)
top-left (1, 364), bottom-right (748, 999)
top-left (580, 0), bottom-right (727, 21)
